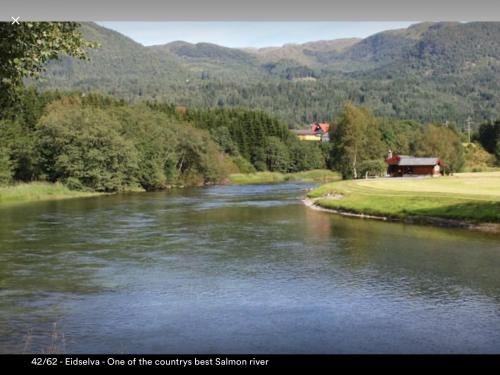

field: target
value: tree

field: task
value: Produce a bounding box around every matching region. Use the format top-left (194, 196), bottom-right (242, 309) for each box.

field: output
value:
top-left (497, 138), bottom-right (500, 163)
top-left (463, 143), bottom-right (496, 171)
top-left (476, 120), bottom-right (500, 163)
top-left (118, 106), bottom-right (180, 190)
top-left (416, 124), bottom-right (465, 174)
top-left (264, 136), bottom-right (291, 173)
top-left (357, 160), bottom-right (387, 178)
top-left (185, 107), bottom-right (293, 171)
top-left (209, 126), bottom-right (238, 155)
top-left (331, 103), bottom-right (386, 179)
top-left (0, 119), bottom-right (36, 181)
top-left (0, 142), bottom-right (12, 184)
top-left (35, 99), bottom-right (139, 192)
top-left (0, 22), bottom-right (95, 115)
top-left (174, 127), bottom-right (235, 185)
top-left (379, 118), bottom-right (422, 156)
top-left (288, 140), bottom-right (325, 172)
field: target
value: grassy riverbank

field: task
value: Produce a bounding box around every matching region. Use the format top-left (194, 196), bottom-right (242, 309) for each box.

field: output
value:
top-left (229, 169), bottom-right (341, 185)
top-left (0, 182), bottom-right (104, 205)
top-left (307, 172), bottom-right (500, 223)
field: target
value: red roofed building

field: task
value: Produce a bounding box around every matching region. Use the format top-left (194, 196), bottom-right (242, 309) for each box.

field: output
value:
top-left (311, 122), bottom-right (330, 135)
top-left (291, 122), bottom-right (331, 142)
top-left (385, 151), bottom-right (443, 177)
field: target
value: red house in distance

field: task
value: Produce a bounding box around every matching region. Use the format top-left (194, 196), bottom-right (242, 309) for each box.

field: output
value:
top-left (311, 122), bottom-right (330, 135)
top-left (291, 122), bottom-right (331, 142)
top-left (385, 152), bottom-right (443, 177)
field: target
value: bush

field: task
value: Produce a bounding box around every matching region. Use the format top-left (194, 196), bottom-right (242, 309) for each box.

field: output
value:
top-left (32, 98), bottom-right (238, 191)
top-left (416, 124), bottom-right (465, 174)
top-left (0, 119), bottom-right (36, 182)
top-left (63, 177), bottom-right (84, 191)
top-left (264, 136), bottom-right (291, 173)
top-left (0, 147), bottom-right (13, 185)
top-left (463, 143), bottom-right (496, 171)
top-left (288, 141), bottom-right (326, 172)
top-left (36, 99), bottom-right (140, 192)
top-left (231, 155), bottom-right (256, 173)
top-left (358, 159), bottom-right (387, 177)
top-left (209, 126), bottom-right (238, 155)
top-left (253, 161), bottom-right (268, 172)
top-left (477, 121), bottom-right (500, 157)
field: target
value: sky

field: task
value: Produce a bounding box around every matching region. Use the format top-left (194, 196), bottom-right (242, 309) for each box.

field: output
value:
top-left (97, 22), bottom-right (417, 48)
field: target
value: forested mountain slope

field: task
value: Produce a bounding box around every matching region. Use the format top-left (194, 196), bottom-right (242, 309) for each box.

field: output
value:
top-left (36, 22), bottom-right (500, 126)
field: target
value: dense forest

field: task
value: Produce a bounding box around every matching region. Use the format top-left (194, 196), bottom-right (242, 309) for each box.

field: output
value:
top-left (33, 22), bottom-right (500, 127)
top-left (0, 89), bottom-right (329, 191)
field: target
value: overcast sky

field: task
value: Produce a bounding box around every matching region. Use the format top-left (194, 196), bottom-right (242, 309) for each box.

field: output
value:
top-left (97, 22), bottom-right (417, 48)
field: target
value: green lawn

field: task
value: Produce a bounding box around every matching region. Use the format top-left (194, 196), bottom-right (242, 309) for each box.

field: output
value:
top-left (307, 172), bottom-right (500, 223)
top-left (229, 169), bottom-right (341, 185)
top-left (0, 182), bottom-right (103, 205)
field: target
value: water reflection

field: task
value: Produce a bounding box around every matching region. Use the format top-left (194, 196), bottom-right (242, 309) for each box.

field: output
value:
top-left (0, 183), bottom-right (499, 353)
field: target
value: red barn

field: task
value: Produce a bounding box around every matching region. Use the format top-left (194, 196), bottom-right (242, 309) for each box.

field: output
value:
top-left (385, 154), bottom-right (443, 177)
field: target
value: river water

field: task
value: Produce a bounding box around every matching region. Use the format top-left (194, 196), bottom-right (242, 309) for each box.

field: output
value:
top-left (0, 182), bottom-right (499, 353)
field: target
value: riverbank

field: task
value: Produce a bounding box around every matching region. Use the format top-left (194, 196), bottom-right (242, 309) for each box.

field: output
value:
top-left (0, 182), bottom-right (105, 205)
top-left (0, 169), bottom-right (340, 206)
top-left (228, 169), bottom-right (341, 185)
top-left (306, 172), bottom-right (500, 232)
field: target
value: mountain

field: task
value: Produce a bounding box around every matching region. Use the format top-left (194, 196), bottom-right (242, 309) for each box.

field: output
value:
top-left (340, 22), bottom-right (438, 64)
top-left (149, 41), bottom-right (267, 82)
top-left (37, 23), bottom-right (191, 99)
top-left (245, 38), bottom-right (360, 67)
top-left (35, 22), bottom-right (500, 126)
top-left (154, 41), bottom-right (256, 62)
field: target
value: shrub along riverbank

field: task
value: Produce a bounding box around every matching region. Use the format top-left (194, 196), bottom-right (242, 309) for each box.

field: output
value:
top-left (306, 172), bottom-right (500, 225)
top-left (0, 182), bottom-right (104, 205)
top-left (0, 170), bottom-right (341, 206)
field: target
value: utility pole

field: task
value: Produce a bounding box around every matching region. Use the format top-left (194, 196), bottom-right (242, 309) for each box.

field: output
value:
top-left (466, 116), bottom-right (472, 144)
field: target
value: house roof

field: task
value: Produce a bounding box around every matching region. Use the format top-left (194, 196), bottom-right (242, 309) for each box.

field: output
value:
top-left (311, 123), bottom-right (330, 134)
top-left (386, 155), bottom-right (441, 166)
top-left (399, 157), bottom-right (440, 166)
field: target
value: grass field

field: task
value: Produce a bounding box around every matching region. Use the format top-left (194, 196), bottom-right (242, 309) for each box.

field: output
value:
top-left (307, 172), bottom-right (500, 223)
top-left (0, 182), bottom-right (103, 205)
top-left (229, 169), bottom-right (341, 185)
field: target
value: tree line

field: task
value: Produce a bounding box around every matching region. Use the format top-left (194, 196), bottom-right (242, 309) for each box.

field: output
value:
top-left (329, 103), bottom-right (499, 179)
top-left (1, 90), bottom-right (498, 191)
top-left (0, 90), bottom-right (329, 191)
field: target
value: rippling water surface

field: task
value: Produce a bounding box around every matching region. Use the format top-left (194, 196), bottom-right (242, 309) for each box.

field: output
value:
top-left (0, 183), bottom-right (499, 353)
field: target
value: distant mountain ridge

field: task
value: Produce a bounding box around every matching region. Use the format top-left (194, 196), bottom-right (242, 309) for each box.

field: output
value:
top-left (36, 22), bottom-right (500, 126)
top-left (243, 38), bottom-right (361, 67)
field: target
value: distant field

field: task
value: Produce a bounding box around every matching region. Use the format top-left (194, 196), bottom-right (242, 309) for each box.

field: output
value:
top-left (229, 169), bottom-right (341, 185)
top-left (307, 172), bottom-right (500, 223)
top-left (0, 182), bottom-right (103, 205)
top-left (354, 172), bottom-right (500, 198)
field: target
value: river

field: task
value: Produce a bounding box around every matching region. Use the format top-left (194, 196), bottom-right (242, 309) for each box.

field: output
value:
top-left (0, 182), bottom-right (499, 353)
